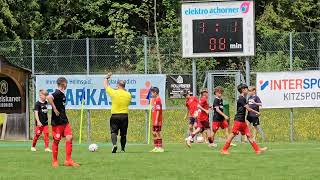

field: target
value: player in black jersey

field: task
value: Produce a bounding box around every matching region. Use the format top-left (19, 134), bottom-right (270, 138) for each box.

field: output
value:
top-left (211, 86), bottom-right (235, 146)
top-left (31, 90), bottom-right (51, 152)
top-left (247, 86), bottom-right (263, 141)
top-left (47, 77), bottom-right (80, 167)
top-left (221, 84), bottom-right (267, 155)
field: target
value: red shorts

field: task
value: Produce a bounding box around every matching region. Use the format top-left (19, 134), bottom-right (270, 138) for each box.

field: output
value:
top-left (153, 126), bottom-right (162, 132)
top-left (197, 120), bottom-right (210, 130)
top-left (212, 120), bottom-right (229, 132)
top-left (232, 121), bottom-right (251, 136)
top-left (35, 125), bottom-right (49, 135)
top-left (52, 123), bottom-right (72, 141)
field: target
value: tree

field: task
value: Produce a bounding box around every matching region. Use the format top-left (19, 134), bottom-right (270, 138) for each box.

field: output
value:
top-left (0, 0), bottom-right (43, 41)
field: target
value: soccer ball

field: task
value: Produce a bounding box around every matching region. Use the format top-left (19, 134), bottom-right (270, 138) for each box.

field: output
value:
top-left (196, 136), bottom-right (205, 143)
top-left (88, 144), bottom-right (98, 152)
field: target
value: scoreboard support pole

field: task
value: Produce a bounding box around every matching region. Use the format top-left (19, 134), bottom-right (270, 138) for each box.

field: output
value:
top-left (245, 57), bottom-right (250, 85)
top-left (192, 59), bottom-right (197, 96)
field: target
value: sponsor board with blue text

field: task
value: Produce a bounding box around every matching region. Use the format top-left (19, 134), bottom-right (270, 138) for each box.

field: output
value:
top-left (257, 71), bottom-right (320, 108)
top-left (36, 75), bottom-right (166, 110)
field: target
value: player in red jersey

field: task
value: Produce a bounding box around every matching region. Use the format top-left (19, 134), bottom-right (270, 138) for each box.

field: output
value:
top-left (47, 77), bottom-right (80, 167)
top-left (183, 90), bottom-right (198, 139)
top-left (221, 84), bottom-right (267, 155)
top-left (31, 90), bottom-right (52, 152)
top-left (185, 89), bottom-right (216, 148)
top-left (150, 87), bottom-right (164, 153)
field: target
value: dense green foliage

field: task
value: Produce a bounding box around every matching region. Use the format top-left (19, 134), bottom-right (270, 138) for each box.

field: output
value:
top-left (1, 142), bottom-right (320, 179)
top-left (1, 0), bottom-right (319, 40)
top-left (0, 1), bottom-right (319, 72)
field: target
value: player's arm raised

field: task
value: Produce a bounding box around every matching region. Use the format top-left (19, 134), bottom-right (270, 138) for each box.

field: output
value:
top-left (103, 72), bottom-right (112, 89)
top-left (47, 95), bottom-right (59, 116)
top-left (244, 104), bottom-right (260, 116)
top-left (215, 106), bottom-right (229, 120)
top-left (104, 72), bottom-right (117, 97)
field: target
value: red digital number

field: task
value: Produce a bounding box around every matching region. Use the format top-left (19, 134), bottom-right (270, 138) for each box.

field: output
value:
top-left (219, 38), bottom-right (226, 50)
top-left (199, 22), bottom-right (206, 33)
top-left (232, 21), bottom-right (237, 32)
top-left (209, 38), bottom-right (216, 51)
top-left (209, 38), bottom-right (226, 51)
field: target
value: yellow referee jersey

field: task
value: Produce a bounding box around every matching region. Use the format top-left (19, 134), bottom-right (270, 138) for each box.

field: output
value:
top-left (106, 87), bottom-right (132, 114)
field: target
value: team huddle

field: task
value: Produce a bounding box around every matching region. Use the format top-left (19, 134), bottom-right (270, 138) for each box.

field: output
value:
top-left (184, 84), bottom-right (267, 155)
top-left (30, 75), bottom-right (266, 168)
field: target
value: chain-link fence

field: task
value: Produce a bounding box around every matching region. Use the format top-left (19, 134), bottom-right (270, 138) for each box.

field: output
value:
top-left (252, 32), bottom-right (320, 72)
top-left (0, 32), bottom-right (319, 143)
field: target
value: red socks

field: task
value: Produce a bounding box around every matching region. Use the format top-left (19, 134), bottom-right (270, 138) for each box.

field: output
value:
top-left (52, 140), bottom-right (73, 162)
top-left (66, 140), bottom-right (72, 161)
top-left (158, 139), bottom-right (162, 148)
top-left (250, 141), bottom-right (260, 152)
top-left (52, 140), bottom-right (59, 162)
top-left (32, 135), bottom-right (39, 147)
top-left (222, 140), bottom-right (260, 152)
top-left (223, 141), bottom-right (231, 151)
top-left (154, 139), bottom-right (157, 147)
top-left (154, 139), bottom-right (163, 148)
top-left (44, 133), bottom-right (49, 148)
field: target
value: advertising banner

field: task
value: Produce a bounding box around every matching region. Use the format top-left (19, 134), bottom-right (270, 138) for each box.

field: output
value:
top-left (36, 74), bottom-right (166, 109)
top-left (167, 75), bottom-right (193, 98)
top-left (256, 71), bottom-right (320, 108)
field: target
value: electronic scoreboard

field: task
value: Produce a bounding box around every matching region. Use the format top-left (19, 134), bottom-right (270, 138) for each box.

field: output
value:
top-left (182, 1), bottom-right (255, 57)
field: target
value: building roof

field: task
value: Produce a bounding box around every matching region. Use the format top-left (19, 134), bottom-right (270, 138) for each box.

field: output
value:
top-left (0, 55), bottom-right (31, 73)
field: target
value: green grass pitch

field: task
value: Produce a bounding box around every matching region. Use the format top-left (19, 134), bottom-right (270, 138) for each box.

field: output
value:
top-left (1, 142), bottom-right (320, 179)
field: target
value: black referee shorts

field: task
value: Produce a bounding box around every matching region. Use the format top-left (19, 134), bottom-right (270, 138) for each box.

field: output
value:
top-left (110, 114), bottom-right (128, 136)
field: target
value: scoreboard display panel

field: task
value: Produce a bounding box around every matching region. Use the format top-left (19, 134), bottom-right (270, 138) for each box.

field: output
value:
top-left (182, 1), bottom-right (255, 57)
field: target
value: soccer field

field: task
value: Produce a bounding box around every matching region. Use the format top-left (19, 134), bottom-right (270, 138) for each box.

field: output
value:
top-left (1, 142), bottom-right (320, 179)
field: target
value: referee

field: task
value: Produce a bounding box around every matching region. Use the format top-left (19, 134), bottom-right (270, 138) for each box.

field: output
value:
top-left (104, 73), bottom-right (132, 153)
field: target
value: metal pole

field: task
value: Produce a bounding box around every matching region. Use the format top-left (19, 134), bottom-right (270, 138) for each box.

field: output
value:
top-left (290, 33), bottom-right (293, 71)
top-left (289, 32), bottom-right (294, 142)
top-left (145, 110), bottom-right (149, 144)
top-left (86, 37), bottom-right (91, 143)
top-left (192, 59), bottom-right (197, 96)
top-left (86, 38), bottom-right (90, 74)
top-left (32, 39), bottom-right (35, 74)
top-left (245, 57), bottom-right (250, 85)
top-left (144, 36), bottom-right (149, 144)
top-left (317, 34), bottom-right (320, 69)
top-left (207, 73), bottom-right (213, 125)
top-left (144, 37), bottom-right (148, 74)
top-left (31, 39), bottom-right (35, 140)
top-left (25, 78), bottom-right (29, 140)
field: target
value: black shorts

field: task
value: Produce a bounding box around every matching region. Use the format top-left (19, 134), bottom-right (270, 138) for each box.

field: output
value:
top-left (110, 114), bottom-right (128, 136)
top-left (247, 116), bottom-right (260, 126)
top-left (189, 117), bottom-right (196, 125)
